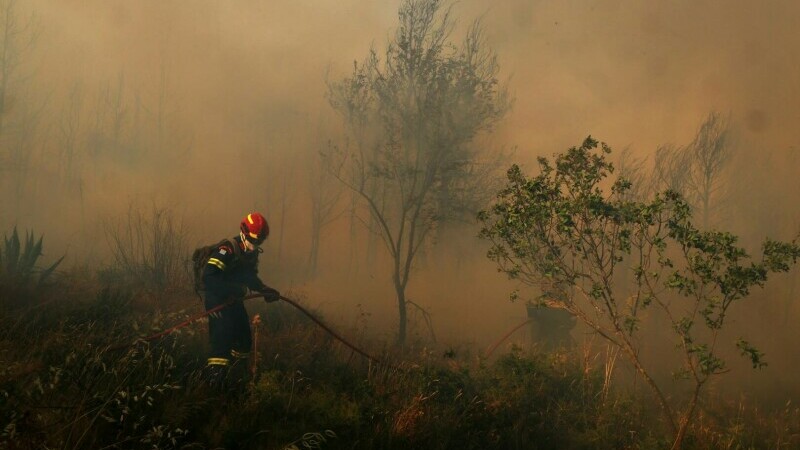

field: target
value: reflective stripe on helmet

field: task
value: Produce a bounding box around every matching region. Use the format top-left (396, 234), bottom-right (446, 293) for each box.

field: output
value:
top-left (241, 212), bottom-right (269, 242)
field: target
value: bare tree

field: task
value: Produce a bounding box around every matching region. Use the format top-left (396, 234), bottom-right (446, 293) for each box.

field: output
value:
top-left (615, 147), bottom-right (648, 202)
top-left (0, 0), bottom-right (37, 137)
top-left (651, 143), bottom-right (691, 195)
top-left (155, 58), bottom-right (168, 155)
top-left (87, 72), bottom-right (134, 162)
top-left (651, 112), bottom-right (732, 229)
top-left (5, 87), bottom-right (45, 213)
top-left (107, 73), bottom-right (129, 148)
top-left (0, 0), bottom-right (39, 216)
top-left (685, 111), bottom-right (731, 228)
top-left (138, 58), bottom-right (192, 166)
top-left (308, 140), bottom-right (344, 276)
top-left (321, 62), bottom-right (382, 277)
top-left (327, 0), bottom-right (510, 344)
top-left (58, 82), bottom-right (84, 187)
top-left (275, 144), bottom-right (295, 266)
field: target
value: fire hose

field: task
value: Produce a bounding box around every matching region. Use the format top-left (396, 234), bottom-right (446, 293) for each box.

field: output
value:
top-left (109, 293), bottom-right (394, 368)
top-left (110, 291), bottom-right (547, 370)
top-left (483, 318), bottom-right (534, 359)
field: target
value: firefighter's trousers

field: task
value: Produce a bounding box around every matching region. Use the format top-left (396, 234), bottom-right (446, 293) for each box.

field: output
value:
top-left (204, 293), bottom-right (253, 367)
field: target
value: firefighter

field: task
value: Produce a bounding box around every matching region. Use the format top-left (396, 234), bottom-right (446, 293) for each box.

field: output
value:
top-left (202, 212), bottom-right (280, 389)
top-left (528, 281), bottom-right (576, 351)
top-left (527, 303), bottom-right (576, 351)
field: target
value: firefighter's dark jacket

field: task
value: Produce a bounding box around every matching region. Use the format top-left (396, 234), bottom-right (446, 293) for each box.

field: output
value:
top-left (201, 237), bottom-right (266, 301)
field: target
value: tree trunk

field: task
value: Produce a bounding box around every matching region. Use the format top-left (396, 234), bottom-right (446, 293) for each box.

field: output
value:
top-left (0, 82), bottom-right (6, 137)
top-left (394, 274), bottom-right (407, 345)
top-left (277, 173), bottom-right (289, 264)
top-left (671, 381), bottom-right (703, 450)
top-left (366, 213), bottom-right (377, 269)
top-left (618, 339), bottom-right (678, 437)
top-left (308, 223), bottom-right (320, 276)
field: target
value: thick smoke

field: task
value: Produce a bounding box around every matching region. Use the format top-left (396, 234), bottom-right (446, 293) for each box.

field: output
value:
top-left (2, 0), bottom-right (799, 403)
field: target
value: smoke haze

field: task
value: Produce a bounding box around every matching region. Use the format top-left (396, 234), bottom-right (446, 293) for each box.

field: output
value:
top-left (2, 0), bottom-right (799, 404)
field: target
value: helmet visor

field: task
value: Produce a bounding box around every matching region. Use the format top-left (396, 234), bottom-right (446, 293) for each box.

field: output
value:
top-left (244, 232), bottom-right (266, 246)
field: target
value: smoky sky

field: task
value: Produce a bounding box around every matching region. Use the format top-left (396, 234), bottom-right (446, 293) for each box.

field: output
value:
top-left (3, 0), bottom-right (800, 399)
top-left (22, 0), bottom-right (800, 191)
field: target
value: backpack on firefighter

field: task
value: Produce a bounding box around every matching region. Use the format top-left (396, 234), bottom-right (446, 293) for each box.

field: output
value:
top-left (191, 238), bottom-right (241, 294)
top-left (191, 213), bottom-right (269, 297)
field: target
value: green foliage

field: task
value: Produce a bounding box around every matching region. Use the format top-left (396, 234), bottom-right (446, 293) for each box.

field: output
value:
top-left (481, 350), bottom-right (647, 449)
top-left (0, 227), bottom-right (63, 289)
top-left (479, 136), bottom-right (800, 444)
top-left (1, 325), bottom-right (198, 450)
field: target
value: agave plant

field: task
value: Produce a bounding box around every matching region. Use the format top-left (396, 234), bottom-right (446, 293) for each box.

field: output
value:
top-left (0, 227), bottom-right (64, 285)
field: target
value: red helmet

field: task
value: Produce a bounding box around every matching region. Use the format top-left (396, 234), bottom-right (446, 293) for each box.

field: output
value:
top-left (240, 212), bottom-right (269, 245)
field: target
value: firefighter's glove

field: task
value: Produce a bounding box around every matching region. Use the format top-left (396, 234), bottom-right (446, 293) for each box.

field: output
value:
top-left (260, 286), bottom-right (281, 303)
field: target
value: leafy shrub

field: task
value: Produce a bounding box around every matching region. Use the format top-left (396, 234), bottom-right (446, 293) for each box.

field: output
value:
top-left (479, 136), bottom-right (800, 447)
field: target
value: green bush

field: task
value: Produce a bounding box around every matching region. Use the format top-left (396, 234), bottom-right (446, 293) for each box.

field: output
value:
top-left (479, 137), bottom-right (800, 447)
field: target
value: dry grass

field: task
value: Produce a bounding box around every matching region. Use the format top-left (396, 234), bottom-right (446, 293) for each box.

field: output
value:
top-left (1, 261), bottom-right (797, 449)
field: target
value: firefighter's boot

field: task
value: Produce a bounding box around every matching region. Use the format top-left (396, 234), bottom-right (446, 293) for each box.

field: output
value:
top-left (204, 358), bottom-right (231, 391)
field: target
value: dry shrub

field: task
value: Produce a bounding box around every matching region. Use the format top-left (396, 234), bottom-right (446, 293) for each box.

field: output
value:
top-left (103, 203), bottom-right (190, 294)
